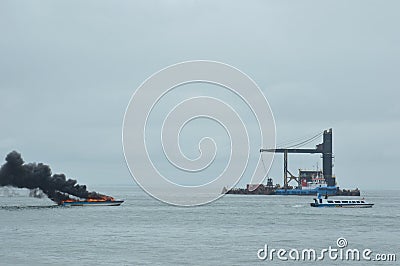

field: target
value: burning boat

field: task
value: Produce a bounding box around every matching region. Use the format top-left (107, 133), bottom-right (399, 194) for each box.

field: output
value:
top-left (59, 194), bottom-right (124, 207)
top-left (60, 198), bottom-right (124, 207)
top-left (0, 151), bottom-right (124, 207)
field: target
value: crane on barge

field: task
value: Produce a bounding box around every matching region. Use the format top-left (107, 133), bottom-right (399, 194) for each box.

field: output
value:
top-left (260, 128), bottom-right (334, 190)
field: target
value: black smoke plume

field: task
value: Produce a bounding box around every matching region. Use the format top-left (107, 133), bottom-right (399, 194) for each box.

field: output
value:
top-left (0, 151), bottom-right (111, 204)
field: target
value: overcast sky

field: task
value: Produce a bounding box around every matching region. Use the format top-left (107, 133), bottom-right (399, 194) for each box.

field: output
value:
top-left (1, 0), bottom-right (399, 190)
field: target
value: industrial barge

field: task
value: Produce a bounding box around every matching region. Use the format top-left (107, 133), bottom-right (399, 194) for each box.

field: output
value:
top-left (225, 129), bottom-right (360, 196)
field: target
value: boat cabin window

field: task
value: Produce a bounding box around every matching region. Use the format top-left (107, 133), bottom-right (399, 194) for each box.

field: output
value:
top-left (334, 201), bottom-right (341, 203)
top-left (356, 201), bottom-right (360, 203)
top-left (327, 201), bottom-right (333, 203)
top-left (342, 201), bottom-right (348, 203)
top-left (319, 199), bottom-right (322, 203)
top-left (361, 201), bottom-right (365, 203)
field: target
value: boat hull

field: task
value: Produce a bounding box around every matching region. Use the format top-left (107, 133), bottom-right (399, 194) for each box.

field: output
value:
top-left (310, 203), bottom-right (373, 208)
top-left (61, 200), bottom-right (124, 207)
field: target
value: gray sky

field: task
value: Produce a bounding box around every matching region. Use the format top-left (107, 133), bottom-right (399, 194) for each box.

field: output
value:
top-left (1, 0), bottom-right (399, 190)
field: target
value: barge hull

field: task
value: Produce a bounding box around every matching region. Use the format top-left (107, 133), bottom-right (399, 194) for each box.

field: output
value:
top-left (226, 186), bottom-right (360, 196)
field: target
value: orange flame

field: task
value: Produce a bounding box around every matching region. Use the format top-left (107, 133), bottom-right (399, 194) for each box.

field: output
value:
top-left (60, 195), bottom-right (115, 204)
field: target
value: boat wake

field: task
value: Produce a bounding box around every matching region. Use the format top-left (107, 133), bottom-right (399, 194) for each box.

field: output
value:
top-left (0, 205), bottom-right (58, 211)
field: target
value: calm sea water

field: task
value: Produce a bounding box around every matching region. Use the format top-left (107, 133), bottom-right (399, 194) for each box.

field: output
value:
top-left (0, 186), bottom-right (399, 265)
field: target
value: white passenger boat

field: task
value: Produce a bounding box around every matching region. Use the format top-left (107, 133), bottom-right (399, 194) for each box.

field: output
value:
top-left (310, 194), bottom-right (373, 208)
